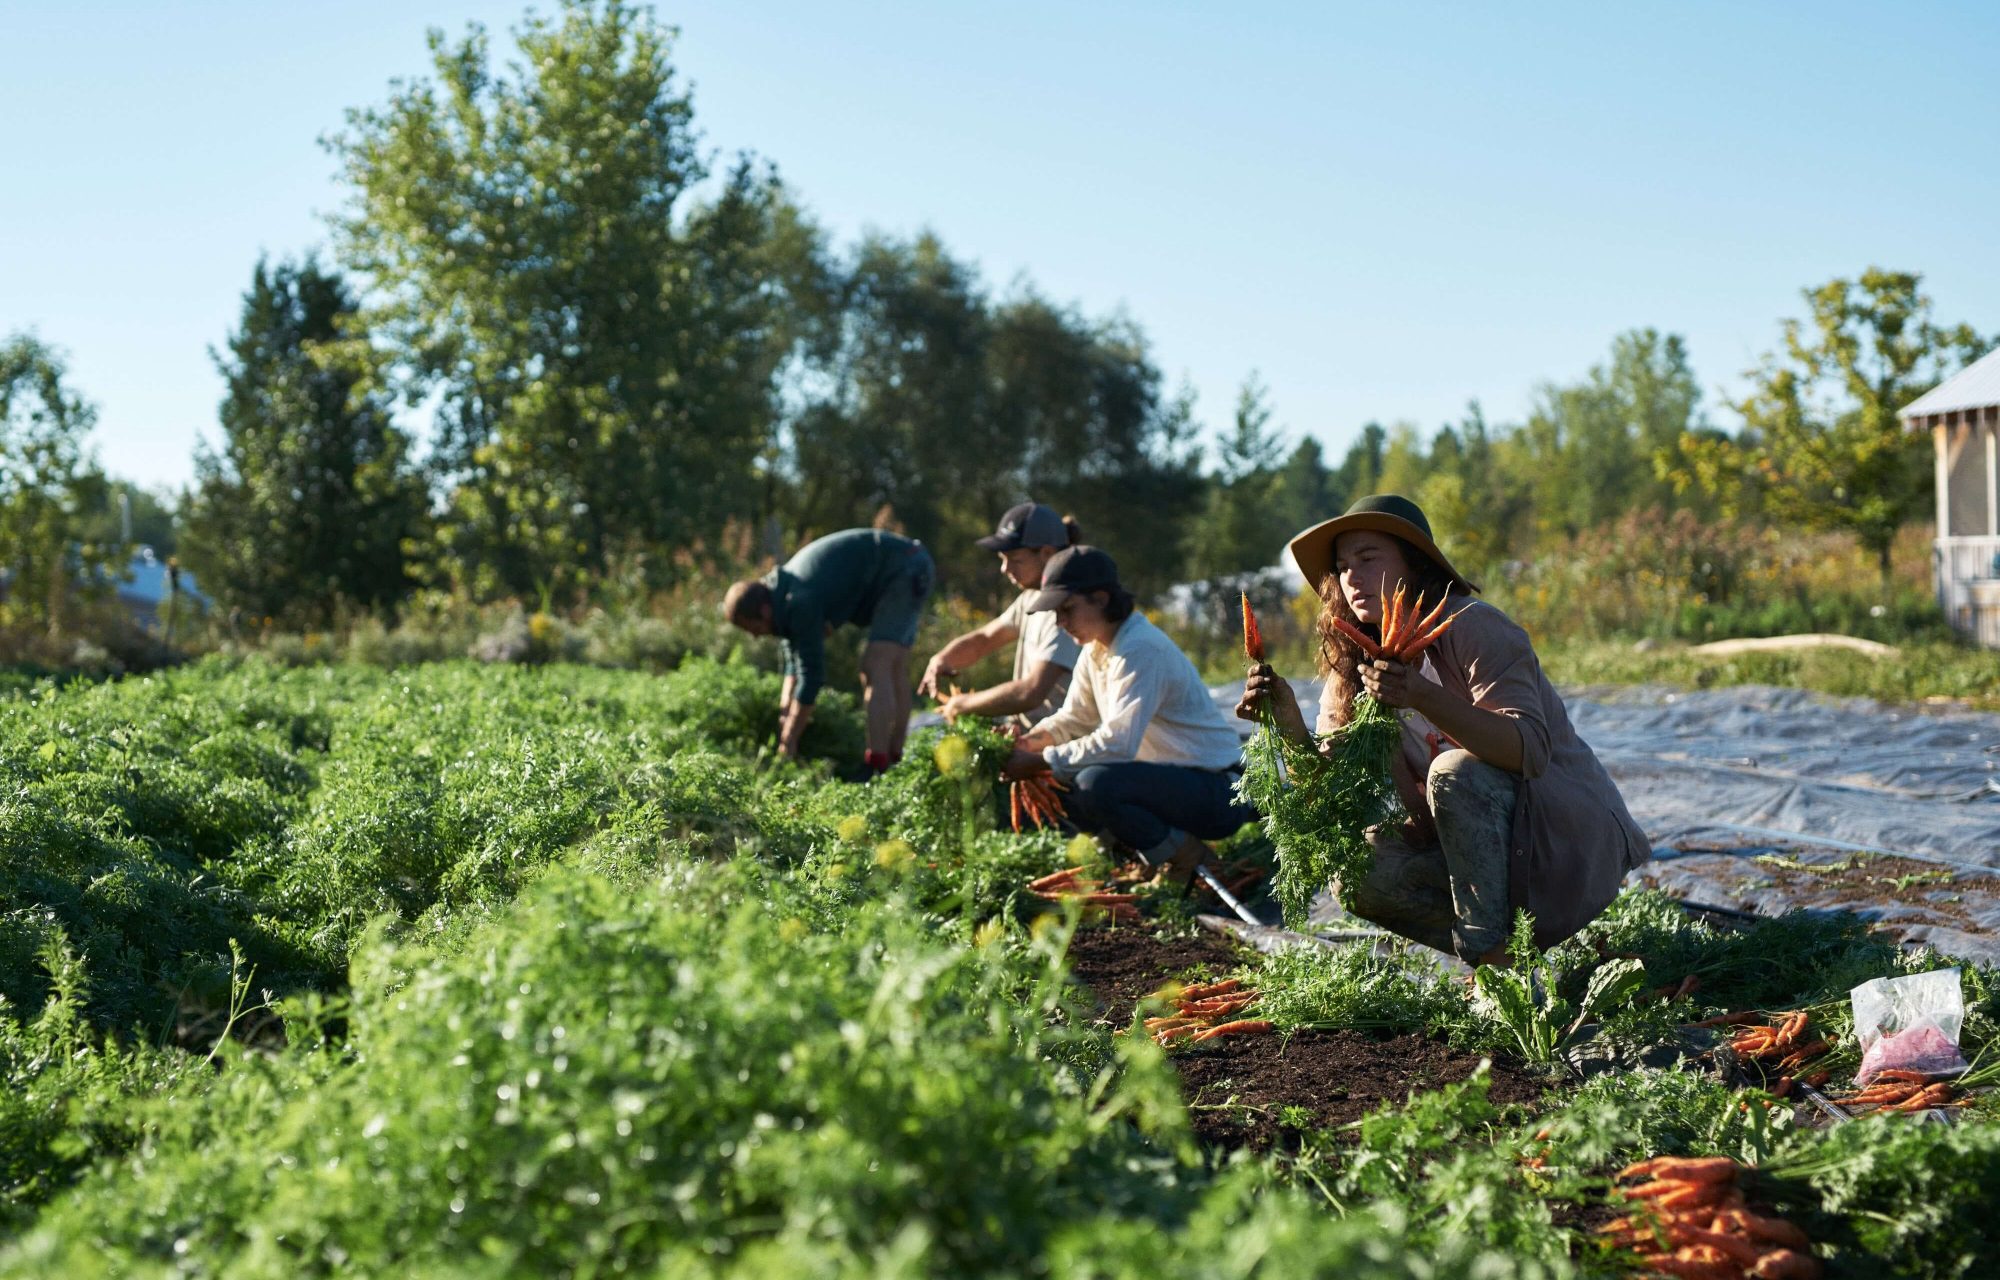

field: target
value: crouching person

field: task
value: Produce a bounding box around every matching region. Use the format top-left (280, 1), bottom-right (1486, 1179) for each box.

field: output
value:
top-left (723, 527), bottom-right (934, 772)
top-left (919, 502), bottom-right (1083, 731)
top-left (1239, 495), bottom-right (1649, 962)
top-left (1003, 546), bottom-right (1255, 881)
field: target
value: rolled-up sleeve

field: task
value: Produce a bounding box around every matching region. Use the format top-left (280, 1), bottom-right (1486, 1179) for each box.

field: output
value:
top-left (1042, 660), bottom-right (1154, 777)
top-left (1445, 612), bottom-right (1551, 778)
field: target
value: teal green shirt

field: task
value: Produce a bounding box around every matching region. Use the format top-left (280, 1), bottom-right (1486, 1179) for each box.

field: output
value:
top-left (768, 529), bottom-right (922, 704)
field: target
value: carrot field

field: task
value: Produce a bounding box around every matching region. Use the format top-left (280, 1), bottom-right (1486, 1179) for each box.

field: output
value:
top-left (1, 657), bottom-right (1996, 1279)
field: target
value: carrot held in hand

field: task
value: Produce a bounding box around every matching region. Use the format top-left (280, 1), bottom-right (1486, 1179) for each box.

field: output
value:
top-left (1395, 592), bottom-right (1451, 658)
top-left (1383, 583), bottom-right (1409, 651)
top-left (1240, 592), bottom-right (1264, 661)
top-left (1329, 616), bottom-right (1386, 661)
top-left (1398, 602), bottom-right (1472, 659)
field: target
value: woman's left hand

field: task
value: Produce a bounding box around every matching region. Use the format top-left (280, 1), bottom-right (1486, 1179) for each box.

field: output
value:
top-left (1001, 745), bottom-right (1048, 781)
top-left (1359, 657), bottom-right (1420, 709)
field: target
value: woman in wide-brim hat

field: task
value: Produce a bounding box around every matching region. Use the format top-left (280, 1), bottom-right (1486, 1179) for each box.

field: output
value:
top-left (1239, 494), bottom-right (1649, 962)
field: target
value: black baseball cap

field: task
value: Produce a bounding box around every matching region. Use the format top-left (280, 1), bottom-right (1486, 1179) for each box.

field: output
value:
top-left (1025, 545), bottom-right (1121, 612)
top-left (976, 502), bottom-right (1068, 552)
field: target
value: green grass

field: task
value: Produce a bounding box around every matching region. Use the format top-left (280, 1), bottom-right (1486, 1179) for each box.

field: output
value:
top-left (1540, 639), bottom-right (2000, 708)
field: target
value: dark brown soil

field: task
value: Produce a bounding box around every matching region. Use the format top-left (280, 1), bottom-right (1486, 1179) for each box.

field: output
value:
top-left (1064, 923), bottom-right (1551, 1153)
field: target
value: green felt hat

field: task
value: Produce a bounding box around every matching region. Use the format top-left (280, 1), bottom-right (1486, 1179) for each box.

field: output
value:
top-left (1287, 494), bottom-right (1481, 594)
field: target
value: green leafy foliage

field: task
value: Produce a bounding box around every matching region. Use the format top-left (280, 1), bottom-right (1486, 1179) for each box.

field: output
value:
top-left (1471, 914), bottom-right (1646, 1065)
top-left (2, 657), bottom-right (1994, 1278)
top-left (1254, 939), bottom-right (1473, 1040)
top-left (1764, 1118), bottom-right (2000, 1280)
top-left (1238, 694), bottom-right (1402, 926)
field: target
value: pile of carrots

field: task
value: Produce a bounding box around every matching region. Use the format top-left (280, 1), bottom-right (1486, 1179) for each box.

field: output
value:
top-left (1825, 1069), bottom-right (1960, 1114)
top-left (1328, 583), bottom-right (1469, 663)
top-left (1011, 775), bottom-right (1069, 832)
top-left (1697, 1010), bottom-right (1831, 1098)
top-left (1598, 1156), bottom-right (1820, 1279)
top-left (1139, 978), bottom-right (1274, 1046)
top-left (1025, 866), bottom-right (1139, 922)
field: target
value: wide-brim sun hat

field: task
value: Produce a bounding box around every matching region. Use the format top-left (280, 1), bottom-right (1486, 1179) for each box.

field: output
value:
top-left (1287, 494), bottom-right (1481, 594)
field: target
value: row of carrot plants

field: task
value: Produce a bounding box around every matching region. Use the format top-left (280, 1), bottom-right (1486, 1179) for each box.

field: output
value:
top-left (0, 655), bottom-right (1995, 1276)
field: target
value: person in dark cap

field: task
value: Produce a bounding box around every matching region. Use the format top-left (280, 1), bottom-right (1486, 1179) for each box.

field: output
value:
top-left (1237, 494), bottom-right (1649, 963)
top-left (1004, 545), bottom-right (1255, 881)
top-left (723, 528), bottom-right (934, 772)
top-left (918, 503), bottom-right (1083, 730)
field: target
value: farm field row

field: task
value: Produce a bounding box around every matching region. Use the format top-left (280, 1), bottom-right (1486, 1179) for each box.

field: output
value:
top-left (1, 658), bottom-right (1996, 1278)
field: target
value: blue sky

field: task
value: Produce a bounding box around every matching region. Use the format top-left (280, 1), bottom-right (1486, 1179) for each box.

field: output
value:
top-left (4, 1), bottom-right (1996, 492)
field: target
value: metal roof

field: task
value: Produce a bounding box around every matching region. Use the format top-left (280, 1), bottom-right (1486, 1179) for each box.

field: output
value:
top-left (1902, 346), bottom-right (2000, 420)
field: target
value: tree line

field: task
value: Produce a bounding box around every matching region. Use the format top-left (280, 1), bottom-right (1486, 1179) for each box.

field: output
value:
top-left (2, 0), bottom-right (1989, 636)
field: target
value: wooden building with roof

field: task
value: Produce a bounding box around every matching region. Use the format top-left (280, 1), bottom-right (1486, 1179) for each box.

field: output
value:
top-left (1904, 346), bottom-right (2000, 646)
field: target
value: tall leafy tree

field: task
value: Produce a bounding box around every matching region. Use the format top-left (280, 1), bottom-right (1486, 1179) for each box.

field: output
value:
top-left (1524, 328), bottom-right (1702, 538)
top-left (181, 258), bottom-right (428, 625)
top-left (1667, 269), bottom-right (1988, 576)
top-left (784, 235), bottom-right (1201, 598)
top-left (330, 0), bottom-right (816, 594)
top-left (787, 232), bottom-right (993, 564)
top-left (0, 333), bottom-right (114, 632)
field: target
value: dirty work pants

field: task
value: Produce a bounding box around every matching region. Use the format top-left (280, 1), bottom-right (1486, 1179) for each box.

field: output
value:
top-left (1061, 762), bottom-right (1258, 863)
top-left (1342, 749), bottom-right (1519, 961)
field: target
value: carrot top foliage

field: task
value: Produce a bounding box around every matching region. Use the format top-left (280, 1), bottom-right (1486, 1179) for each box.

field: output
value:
top-left (1, 657), bottom-right (1996, 1278)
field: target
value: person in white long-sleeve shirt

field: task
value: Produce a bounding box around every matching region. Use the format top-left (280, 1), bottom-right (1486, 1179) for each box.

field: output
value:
top-left (1002, 545), bottom-right (1255, 881)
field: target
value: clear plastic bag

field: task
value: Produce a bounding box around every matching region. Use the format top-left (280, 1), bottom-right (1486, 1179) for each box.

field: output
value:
top-left (1851, 967), bottom-right (1969, 1086)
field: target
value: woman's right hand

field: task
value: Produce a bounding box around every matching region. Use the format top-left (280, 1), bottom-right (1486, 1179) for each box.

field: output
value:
top-left (1237, 662), bottom-right (1309, 742)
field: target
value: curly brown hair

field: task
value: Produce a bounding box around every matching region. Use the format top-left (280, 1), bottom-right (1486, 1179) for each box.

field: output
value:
top-left (1314, 536), bottom-right (1465, 729)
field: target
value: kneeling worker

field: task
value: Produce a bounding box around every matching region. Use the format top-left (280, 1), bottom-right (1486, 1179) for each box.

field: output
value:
top-left (918, 502), bottom-right (1083, 731)
top-left (1003, 545), bottom-right (1255, 880)
top-left (723, 528), bottom-right (934, 771)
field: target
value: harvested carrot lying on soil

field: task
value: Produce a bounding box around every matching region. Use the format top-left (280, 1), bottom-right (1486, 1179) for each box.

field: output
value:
top-left (1191, 1018), bottom-right (1273, 1042)
top-left (1600, 1155), bottom-right (1822, 1280)
top-left (1140, 983), bottom-right (1272, 1046)
top-left (1027, 867), bottom-right (1083, 891)
top-left (1824, 1078), bottom-right (1959, 1112)
top-left (1175, 978), bottom-right (1241, 1001)
top-left (1618, 1157), bottom-right (1738, 1184)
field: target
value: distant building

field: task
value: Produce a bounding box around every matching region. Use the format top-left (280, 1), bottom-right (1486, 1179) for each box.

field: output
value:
top-left (1904, 347), bottom-right (2000, 647)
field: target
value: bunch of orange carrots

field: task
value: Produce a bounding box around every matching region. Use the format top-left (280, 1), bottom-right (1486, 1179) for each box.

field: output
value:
top-left (1825, 1069), bottom-right (1960, 1113)
top-left (1709, 1010), bottom-right (1831, 1098)
top-left (1011, 775), bottom-right (1069, 832)
top-left (1025, 866), bottom-right (1139, 922)
top-left (1597, 1156), bottom-right (1820, 1279)
top-left (1327, 582), bottom-right (1469, 663)
top-left (1139, 977), bottom-right (1274, 1046)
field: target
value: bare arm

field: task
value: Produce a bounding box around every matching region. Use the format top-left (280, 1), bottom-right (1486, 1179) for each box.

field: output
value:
top-left (941, 659), bottom-right (1068, 720)
top-left (777, 698), bottom-right (815, 758)
top-left (919, 617), bottom-right (1020, 698)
